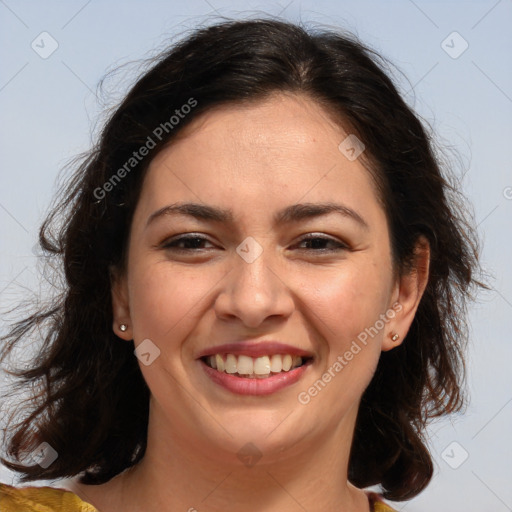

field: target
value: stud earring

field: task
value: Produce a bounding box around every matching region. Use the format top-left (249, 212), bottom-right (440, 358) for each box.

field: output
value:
top-left (390, 332), bottom-right (399, 342)
top-left (119, 324), bottom-right (128, 332)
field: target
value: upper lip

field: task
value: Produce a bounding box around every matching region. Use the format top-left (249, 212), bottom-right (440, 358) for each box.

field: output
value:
top-left (196, 341), bottom-right (314, 359)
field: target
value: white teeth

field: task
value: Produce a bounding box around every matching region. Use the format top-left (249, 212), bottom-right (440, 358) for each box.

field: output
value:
top-left (225, 354), bottom-right (237, 374)
top-left (205, 353), bottom-right (305, 376)
top-left (215, 354), bottom-right (225, 372)
top-left (253, 356), bottom-right (271, 375)
top-left (237, 355), bottom-right (254, 375)
top-left (270, 354), bottom-right (282, 373)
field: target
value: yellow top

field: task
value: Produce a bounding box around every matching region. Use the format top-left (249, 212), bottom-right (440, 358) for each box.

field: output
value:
top-left (0, 483), bottom-right (98, 511)
top-left (0, 482), bottom-right (396, 511)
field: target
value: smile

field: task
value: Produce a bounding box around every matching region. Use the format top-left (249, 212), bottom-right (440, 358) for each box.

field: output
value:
top-left (203, 353), bottom-right (307, 378)
top-left (199, 354), bottom-right (313, 395)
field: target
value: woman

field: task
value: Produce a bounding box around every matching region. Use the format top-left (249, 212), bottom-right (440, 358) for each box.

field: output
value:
top-left (0, 18), bottom-right (481, 512)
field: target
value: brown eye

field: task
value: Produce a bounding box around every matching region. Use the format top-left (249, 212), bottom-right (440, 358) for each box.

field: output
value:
top-left (294, 234), bottom-right (348, 252)
top-left (162, 235), bottom-right (215, 251)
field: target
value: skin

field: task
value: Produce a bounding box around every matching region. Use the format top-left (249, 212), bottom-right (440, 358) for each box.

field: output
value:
top-left (65, 92), bottom-right (429, 512)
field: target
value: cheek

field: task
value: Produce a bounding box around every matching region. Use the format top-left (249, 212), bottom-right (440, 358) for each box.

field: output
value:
top-left (127, 262), bottom-right (220, 343)
top-left (295, 265), bottom-right (390, 417)
top-left (297, 260), bottom-right (392, 347)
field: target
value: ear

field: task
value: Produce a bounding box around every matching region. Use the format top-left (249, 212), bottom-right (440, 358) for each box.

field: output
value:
top-left (382, 236), bottom-right (430, 351)
top-left (110, 265), bottom-right (133, 340)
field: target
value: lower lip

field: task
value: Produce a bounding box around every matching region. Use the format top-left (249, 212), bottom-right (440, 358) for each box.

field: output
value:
top-left (199, 359), bottom-right (312, 396)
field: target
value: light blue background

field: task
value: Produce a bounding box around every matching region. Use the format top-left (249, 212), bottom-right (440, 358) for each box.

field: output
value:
top-left (1, 1), bottom-right (511, 511)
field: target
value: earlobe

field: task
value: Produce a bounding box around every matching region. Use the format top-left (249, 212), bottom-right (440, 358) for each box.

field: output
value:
top-left (110, 265), bottom-right (132, 340)
top-left (382, 237), bottom-right (430, 351)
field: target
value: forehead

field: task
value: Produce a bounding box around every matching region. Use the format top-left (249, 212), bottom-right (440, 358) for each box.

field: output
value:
top-left (136, 93), bottom-right (384, 227)
top-left (157, 93), bottom-right (353, 168)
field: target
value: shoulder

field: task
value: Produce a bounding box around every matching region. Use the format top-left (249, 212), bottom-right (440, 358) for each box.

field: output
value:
top-left (0, 482), bottom-right (98, 512)
top-left (0, 481), bottom-right (397, 512)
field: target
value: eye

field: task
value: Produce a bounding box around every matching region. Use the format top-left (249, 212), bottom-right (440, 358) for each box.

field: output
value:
top-left (159, 233), bottom-right (348, 253)
top-left (160, 234), bottom-right (216, 251)
top-left (293, 234), bottom-right (348, 252)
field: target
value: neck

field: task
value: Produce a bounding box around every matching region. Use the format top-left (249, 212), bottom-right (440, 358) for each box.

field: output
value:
top-left (69, 400), bottom-right (370, 512)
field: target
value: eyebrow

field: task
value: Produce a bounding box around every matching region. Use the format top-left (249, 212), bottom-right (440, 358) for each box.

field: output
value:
top-left (145, 201), bottom-right (369, 230)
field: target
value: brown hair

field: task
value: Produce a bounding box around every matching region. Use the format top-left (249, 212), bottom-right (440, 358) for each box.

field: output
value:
top-left (0, 18), bottom-right (482, 501)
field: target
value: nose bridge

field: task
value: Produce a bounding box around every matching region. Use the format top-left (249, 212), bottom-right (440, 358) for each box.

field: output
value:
top-left (236, 245), bottom-right (276, 290)
top-left (214, 237), bottom-right (294, 327)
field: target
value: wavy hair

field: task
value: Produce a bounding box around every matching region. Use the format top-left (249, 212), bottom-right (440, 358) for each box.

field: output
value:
top-left (0, 18), bottom-right (482, 501)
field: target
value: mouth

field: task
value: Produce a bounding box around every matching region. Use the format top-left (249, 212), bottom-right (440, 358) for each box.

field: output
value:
top-left (200, 353), bottom-right (312, 379)
top-left (198, 350), bottom-right (314, 395)
top-left (196, 341), bottom-right (314, 395)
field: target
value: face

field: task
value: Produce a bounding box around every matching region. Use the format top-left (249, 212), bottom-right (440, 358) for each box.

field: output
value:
top-left (112, 93), bottom-right (424, 466)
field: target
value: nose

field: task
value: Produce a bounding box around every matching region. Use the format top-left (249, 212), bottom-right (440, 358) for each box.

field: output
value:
top-left (214, 247), bottom-right (295, 329)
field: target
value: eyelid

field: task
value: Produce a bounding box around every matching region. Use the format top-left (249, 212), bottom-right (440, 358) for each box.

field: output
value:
top-left (159, 233), bottom-right (216, 250)
top-left (293, 233), bottom-right (349, 251)
top-left (158, 232), bottom-right (349, 252)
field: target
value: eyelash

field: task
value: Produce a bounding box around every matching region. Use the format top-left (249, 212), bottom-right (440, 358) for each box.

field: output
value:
top-left (161, 233), bottom-right (348, 253)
